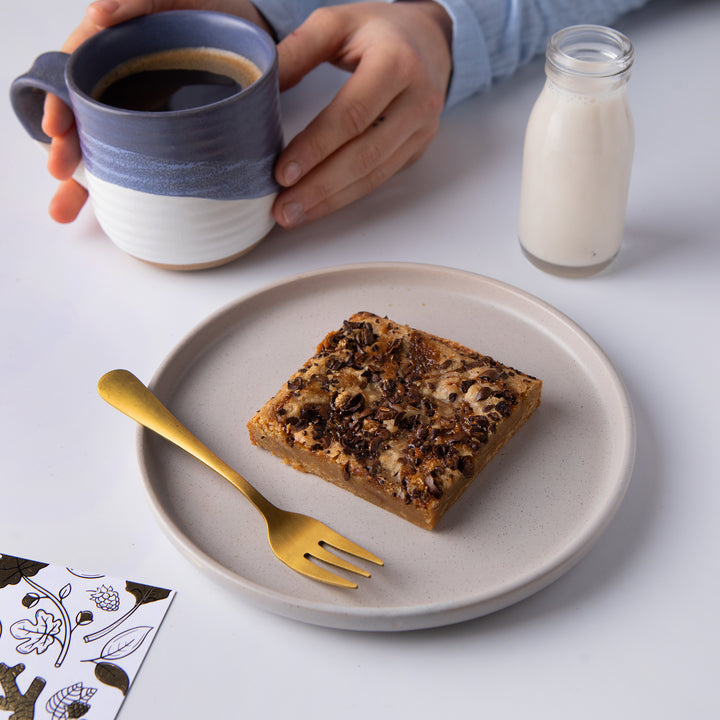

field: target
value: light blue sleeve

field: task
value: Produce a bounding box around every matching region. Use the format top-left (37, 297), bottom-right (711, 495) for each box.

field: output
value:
top-left (423, 0), bottom-right (652, 107)
top-left (251, 0), bottom-right (652, 107)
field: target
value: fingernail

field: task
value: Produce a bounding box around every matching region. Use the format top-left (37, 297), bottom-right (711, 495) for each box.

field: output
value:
top-left (89, 0), bottom-right (120, 15)
top-left (282, 161), bottom-right (302, 186)
top-left (281, 202), bottom-right (305, 228)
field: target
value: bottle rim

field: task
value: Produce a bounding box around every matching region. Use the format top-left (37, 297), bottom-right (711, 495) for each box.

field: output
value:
top-left (547, 24), bottom-right (634, 78)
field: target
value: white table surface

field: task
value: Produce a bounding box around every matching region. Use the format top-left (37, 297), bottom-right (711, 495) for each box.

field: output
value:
top-left (2, 0), bottom-right (719, 717)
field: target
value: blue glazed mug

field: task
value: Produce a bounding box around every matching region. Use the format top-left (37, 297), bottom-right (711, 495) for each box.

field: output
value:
top-left (10, 11), bottom-right (283, 269)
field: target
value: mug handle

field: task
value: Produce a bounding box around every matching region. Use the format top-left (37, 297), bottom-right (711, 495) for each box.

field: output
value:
top-left (10, 51), bottom-right (88, 188)
top-left (10, 51), bottom-right (72, 143)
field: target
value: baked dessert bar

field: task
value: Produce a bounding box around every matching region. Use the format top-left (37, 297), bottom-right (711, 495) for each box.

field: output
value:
top-left (248, 312), bottom-right (542, 530)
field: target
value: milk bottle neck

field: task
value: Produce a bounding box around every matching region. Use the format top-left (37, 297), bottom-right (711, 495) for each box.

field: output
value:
top-left (545, 24), bottom-right (634, 95)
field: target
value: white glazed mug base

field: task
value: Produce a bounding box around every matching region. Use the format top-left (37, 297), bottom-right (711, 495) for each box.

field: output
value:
top-left (86, 172), bottom-right (276, 269)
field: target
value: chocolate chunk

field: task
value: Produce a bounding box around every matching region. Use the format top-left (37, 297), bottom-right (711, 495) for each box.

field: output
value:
top-left (361, 323), bottom-right (376, 347)
top-left (459, 455), bottom-right (474, 477)
top-left (335, 392), bottom-right (365, 414)
top-left (287, 377), bottom-right (304, 391)
top-left (424, 473), bottom-right (443, 498)
top-left (326, 356), bottom-right (345, 372)
top-left (421, 397), bottom-right (437, 416)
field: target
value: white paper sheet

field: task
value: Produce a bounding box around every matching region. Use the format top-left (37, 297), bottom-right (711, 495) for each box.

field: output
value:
top-left (0, 553), bottom-right (175, 720)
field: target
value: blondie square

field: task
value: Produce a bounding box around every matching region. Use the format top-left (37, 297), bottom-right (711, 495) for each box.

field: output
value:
top-left (248, 312), bottom-right (542, 529)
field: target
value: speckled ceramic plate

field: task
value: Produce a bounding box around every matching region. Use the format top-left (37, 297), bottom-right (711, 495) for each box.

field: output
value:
top-left (138, 263), bottom-right (635, 631)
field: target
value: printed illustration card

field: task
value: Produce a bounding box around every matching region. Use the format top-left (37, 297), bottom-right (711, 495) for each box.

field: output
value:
top-left (0, 553), bottom-right (175, 720)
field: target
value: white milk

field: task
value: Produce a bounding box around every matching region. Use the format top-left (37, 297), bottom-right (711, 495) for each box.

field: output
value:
top-left (518, 25), bottom-right (635, 277)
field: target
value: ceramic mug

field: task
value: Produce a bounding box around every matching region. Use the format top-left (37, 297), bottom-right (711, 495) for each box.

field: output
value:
top-left (10, 11), bottom-right (283, 269)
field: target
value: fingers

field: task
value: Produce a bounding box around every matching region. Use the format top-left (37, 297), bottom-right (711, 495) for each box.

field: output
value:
top-left (273, 130), bottom-right (431, 229)
top-left (85, 0), bottom-right (197, 28)
top-left (276, 56), bottom-right (405, 188)
top-left (47, 132), bottom-right (83, 182)
top-left (273, 98), bottom-right (439, 229)
top-left (272, 52), bottom-right (443, 227)
top-left (274, 10), bottom-right (418, 204)
top-left (44, 92), bottom-right (83, 183)
top-left (58, 0), bottom-right (267, 54)
top-left (48, 180), bottom-right (89, 224)
top-left (85, 0), bottom-right (195, 28)
top-left (42, 94), bottom-right (75, 139)
top-left (277, 7), bottom-right (347, 91)
top-left (59, 0), bottom-right (126, 53)
top-left (43, 95), bottom-right (85, 221)
top-left (85, 0), bottom-right (271, 33)
top-left (272, 2), bottom-right (450, 229)
top-left (273, 95), bottom-right (438, 228)
top-left (46, 127), bottom-right (88, 223)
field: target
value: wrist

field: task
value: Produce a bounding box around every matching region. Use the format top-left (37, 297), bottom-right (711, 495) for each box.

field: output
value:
top-left (398, 0), bottom-right (453, 50)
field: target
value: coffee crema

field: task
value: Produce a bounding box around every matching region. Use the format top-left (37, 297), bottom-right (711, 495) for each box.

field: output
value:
top-left (92, 47), bottom-right (262, 112)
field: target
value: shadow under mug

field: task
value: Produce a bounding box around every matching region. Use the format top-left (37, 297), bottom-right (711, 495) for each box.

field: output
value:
top-left (10, 10), bottom-right (283, 270)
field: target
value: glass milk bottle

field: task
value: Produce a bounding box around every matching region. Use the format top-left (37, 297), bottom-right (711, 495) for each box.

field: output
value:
top-left (518, 25), bottom-right (635, 277)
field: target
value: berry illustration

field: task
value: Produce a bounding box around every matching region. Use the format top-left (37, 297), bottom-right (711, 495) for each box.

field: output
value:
top-left (87, 585), bottom-right (120, 612)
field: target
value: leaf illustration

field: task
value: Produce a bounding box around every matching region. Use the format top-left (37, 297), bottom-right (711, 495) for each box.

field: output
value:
top-left (45, 682), bottom-right (97, 720)
top-left (83, 581), bottom-right (172, 643)
top-left (59, 583), bottom-right (72, 599)
top-left (94, 661), bottom-right (130, 695)
top-left (0, 554), bottom-right (48, 588)
top-left (125, 581), bottom-right (171, 606)
top-left (10, 609), bottom-right (62, 655)
top-left (100, 626), bottom-right (153, 661)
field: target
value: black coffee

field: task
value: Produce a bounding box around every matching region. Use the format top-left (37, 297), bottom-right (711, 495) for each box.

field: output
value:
top-left (93, 48), bottom-right (262, 112)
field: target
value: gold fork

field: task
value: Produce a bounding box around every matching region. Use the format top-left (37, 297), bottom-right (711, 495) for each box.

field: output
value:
top-left (98, 369), bottom-right (383, 589)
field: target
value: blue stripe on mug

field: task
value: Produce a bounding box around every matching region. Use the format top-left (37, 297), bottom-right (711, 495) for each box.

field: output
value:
top-left (80, 134), bottom-right (280, 199)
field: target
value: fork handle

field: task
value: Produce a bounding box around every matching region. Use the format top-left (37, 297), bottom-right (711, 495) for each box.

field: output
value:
top-left (98, 369), bottom-right (276, 518)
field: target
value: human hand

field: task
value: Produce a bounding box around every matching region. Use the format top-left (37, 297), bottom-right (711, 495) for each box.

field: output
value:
top-left (272, 1), bottom-right (452, 228)
top-left (42, 0), bottom-right (271, 223)
top-left (42, 1), bottom-right (452, 230)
